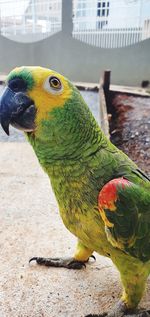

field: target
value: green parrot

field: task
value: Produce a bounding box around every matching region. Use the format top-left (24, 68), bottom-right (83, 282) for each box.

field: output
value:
top-left (0, 66), bottom-right (150, 317)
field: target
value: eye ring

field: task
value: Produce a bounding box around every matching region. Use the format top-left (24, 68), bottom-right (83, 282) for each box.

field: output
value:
top-left (44, 75), bottom-right (63, 95)
top-left (49, 76), bottom-right (62, 90)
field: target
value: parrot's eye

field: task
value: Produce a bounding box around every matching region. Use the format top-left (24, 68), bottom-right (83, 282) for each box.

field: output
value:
top-left (49, 77), bottom-right (61, 90)
top-left (44, 76), bottom-right (63, 95)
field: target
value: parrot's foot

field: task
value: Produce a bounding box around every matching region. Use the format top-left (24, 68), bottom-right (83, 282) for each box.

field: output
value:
top-left (85, 300), bottom-right (150, 317)
top-left (29, 256), bottom-right (92, 269)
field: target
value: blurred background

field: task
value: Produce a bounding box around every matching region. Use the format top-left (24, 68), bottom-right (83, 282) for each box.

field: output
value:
top-left (0, 0), bottom-right (149, 45)
top-left (0, 0), bottom-right (150, 171)
top-left (0, 0), bottom-right (150, 85)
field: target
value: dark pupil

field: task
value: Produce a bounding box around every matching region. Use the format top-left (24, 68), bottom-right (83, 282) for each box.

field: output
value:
top-left (50, 77), bottom-right (60, 89)
top-left (52, 79), bottom-right (58, 86)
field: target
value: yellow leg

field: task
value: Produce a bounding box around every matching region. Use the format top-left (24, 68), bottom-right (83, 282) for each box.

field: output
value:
top-left (73, 240), bottom-right (94, 262)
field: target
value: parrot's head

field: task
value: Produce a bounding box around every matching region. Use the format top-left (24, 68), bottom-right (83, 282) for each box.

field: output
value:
top-left (0, 66), bottom-right (74, 136)
top-left (0, 66), bottom-right (100, 164)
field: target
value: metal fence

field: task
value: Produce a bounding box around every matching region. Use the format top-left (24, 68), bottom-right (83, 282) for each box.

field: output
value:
top-left (72, 25), bottom-right (143, 48)
top-left (72, 0), bottom-right (150, 48)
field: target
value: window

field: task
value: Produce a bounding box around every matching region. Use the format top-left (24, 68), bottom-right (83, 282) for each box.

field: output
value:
top-left (97, 9), bottom-right (101, 17)
top-left (102, 9), bottom-right (105, 16)
top-left (97, 1), bottom-right (109, 18)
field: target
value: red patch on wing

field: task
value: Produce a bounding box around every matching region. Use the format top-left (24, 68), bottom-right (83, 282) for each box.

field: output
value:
top-left (98, 177), bottom-right (131, 210)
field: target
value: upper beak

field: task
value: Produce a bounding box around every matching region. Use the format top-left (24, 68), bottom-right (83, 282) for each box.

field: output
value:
top-left (0, 87), bottom-right (36, 135)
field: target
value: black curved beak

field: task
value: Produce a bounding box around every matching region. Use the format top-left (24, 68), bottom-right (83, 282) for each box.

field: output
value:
top-left (0, 87), bottom-right (36, 135)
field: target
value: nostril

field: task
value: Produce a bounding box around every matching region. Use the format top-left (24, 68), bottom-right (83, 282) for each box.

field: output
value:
top-left (8, 78), bottom-right (27, 92)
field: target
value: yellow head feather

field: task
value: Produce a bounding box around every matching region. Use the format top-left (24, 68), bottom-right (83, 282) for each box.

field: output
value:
top-left (8, 66), bottom-right (72, 125)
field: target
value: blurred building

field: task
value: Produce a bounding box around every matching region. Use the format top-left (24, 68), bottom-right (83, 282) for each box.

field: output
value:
top-left (73, 0), bottom-right (150, 47)
top-left (73, 0), bottom-right (110, 30)
top-left (73, 0), bottom-right (150, 29)
top-left (0, 0), bottom-right (62, 42)
top-left (0, 0), bottom-right (149, 47)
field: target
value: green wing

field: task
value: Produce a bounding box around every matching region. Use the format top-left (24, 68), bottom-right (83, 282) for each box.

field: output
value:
top-left (99, 178), bottom-right (150, 262)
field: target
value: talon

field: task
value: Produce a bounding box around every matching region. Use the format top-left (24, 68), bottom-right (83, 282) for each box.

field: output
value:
top-left (29, 257), bottom-right (48, 265)
top-left (90, 255), bottom-right (96, 261)
top-left (29, 257), bottom-right (39, 264)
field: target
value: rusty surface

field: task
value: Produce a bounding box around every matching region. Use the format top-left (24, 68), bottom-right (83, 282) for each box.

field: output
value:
top-left (110, 94), bottom-right (150, 175)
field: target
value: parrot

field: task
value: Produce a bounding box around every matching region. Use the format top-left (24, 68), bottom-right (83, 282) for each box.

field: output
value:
top-left (0, 66), bottom-right (150, 317)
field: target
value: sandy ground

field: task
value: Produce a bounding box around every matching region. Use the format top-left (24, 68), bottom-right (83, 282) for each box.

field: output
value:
top-left (0, 142), bottom-right (150, 317)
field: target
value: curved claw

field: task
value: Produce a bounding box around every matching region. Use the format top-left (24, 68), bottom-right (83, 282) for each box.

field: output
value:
top-left (90, 255), bottom-right (96, 261)
top-left (29, 256), bottom-right (47, 265)
top-left (29, 257), bottom-right (39, 264)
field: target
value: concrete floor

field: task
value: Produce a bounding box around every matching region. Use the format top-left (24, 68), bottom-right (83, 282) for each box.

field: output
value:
top-left (0, 143), bottom-right (150, 317)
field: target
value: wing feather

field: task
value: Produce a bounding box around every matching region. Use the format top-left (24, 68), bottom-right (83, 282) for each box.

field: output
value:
top-left (98, 178), bottom-right (150, 262)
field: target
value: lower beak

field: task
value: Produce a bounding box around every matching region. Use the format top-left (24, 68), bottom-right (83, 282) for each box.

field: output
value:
top-left (0, 87), bottom-right (36, 135)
